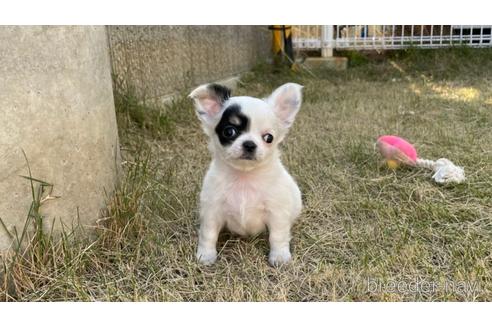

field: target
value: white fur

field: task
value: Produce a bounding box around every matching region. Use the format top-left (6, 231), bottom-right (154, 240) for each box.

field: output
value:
top-left (189, 83), bottom-right (303, 266)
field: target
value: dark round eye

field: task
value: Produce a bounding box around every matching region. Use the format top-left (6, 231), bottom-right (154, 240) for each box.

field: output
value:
top-left (262, 133), bottom-right (274, 143)
top-left (223, 126), bottom-right (238, 138)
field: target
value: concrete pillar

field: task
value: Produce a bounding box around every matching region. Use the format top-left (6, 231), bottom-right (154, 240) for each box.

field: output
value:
top-left (0, 26), bottom-right (120, 251)
top-left (321, 25), bottom-right (334, 57)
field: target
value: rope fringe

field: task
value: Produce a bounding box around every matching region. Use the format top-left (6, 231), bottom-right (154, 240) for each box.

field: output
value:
top-left (416, 158), bottom-right (465, 184)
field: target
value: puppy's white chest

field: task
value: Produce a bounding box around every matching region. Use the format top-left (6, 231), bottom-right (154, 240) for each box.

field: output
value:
top-left (223, 178), bottom-right (267, 235)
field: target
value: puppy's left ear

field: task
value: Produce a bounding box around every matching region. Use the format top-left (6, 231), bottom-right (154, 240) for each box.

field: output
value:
top-left (268, 83), bottom-right (303, 129)
top-left (189, 83), bottom-right (231, 125)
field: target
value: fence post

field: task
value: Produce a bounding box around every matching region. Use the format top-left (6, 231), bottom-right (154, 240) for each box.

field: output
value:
top-left (321, 25), bottom-right (334, 57)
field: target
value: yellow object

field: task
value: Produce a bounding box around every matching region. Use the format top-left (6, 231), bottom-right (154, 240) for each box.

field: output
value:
top-left (387, 159), bottom-right (399, 170)
top-left (271, 25), bottom-right (294, 68)
top-left (272, 25), bottom-right (283, 56)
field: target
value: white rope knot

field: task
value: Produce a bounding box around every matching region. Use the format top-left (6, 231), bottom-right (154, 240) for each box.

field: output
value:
top-left (416, 158), bottom-right (465, 184)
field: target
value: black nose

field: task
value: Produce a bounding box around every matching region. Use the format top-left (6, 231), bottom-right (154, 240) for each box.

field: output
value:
top-left (242, 140), bottom-right (257, 153)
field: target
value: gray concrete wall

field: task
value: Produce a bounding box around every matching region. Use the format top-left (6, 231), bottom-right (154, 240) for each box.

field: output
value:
top-left (0, 26), bottom-right (119, 251)
top-left (107, 26), bottom-right (272, 102)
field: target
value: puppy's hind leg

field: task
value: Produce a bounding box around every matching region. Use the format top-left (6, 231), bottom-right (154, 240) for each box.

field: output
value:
top-left (196, 208), bottom-right (223, 265)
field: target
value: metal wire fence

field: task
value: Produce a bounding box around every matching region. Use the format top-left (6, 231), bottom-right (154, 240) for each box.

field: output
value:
top-left (293, 25), bottom-right (492, 53)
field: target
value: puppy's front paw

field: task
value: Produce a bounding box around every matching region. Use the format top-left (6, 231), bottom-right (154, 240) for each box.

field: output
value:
top-left (196, 247), bottom-right (217, 265)
top-left (268, 249), bottom-right (292, 267)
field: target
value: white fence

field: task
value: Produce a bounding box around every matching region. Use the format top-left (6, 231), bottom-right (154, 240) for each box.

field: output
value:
top-left (293, 25), bottom-right (492, 54)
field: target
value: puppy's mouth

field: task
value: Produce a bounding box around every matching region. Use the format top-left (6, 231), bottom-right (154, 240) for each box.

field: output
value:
top-left (239, 153), bottom-right (256, 161)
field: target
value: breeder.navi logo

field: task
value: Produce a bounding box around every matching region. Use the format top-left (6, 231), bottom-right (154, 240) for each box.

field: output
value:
top-left (366, 277), bottom-right (481, 297)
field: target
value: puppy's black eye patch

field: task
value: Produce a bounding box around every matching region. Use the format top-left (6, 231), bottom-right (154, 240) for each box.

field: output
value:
top-left (215, 104), bottom-right (249, 146)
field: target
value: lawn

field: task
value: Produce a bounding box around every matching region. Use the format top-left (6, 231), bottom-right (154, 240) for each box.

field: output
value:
top-left (2, 48), bottom-right (491, 301)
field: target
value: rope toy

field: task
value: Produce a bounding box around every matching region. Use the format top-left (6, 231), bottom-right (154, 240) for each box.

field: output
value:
top-left (376, 135), bottom-right (465, 184)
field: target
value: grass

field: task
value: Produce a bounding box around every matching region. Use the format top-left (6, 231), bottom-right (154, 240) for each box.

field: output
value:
top-left (1, 48), bottom-right (491, 301)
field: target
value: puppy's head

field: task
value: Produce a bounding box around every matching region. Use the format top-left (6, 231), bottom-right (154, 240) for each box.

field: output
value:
top-left (189, 82), bottom-right (303, 171)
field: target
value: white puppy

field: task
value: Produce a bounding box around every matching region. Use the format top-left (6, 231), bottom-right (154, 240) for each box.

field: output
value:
top-left (189, 82), bottom-right (303, 266)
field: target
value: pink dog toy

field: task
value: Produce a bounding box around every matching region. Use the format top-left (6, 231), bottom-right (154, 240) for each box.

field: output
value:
top-left (376, 135), bottom-right (465, 184)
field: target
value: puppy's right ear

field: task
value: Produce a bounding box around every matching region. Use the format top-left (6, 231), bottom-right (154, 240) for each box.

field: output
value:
top-left (189, 83), bottom-right (231, 126)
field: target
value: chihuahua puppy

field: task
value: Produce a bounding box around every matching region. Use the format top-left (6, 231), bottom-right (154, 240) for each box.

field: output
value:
top-left (189, 82), bottom-right (303, 266)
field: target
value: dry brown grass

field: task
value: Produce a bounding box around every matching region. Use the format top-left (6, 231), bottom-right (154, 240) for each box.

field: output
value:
top-left (1, 48), bottom-right (491, 301)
